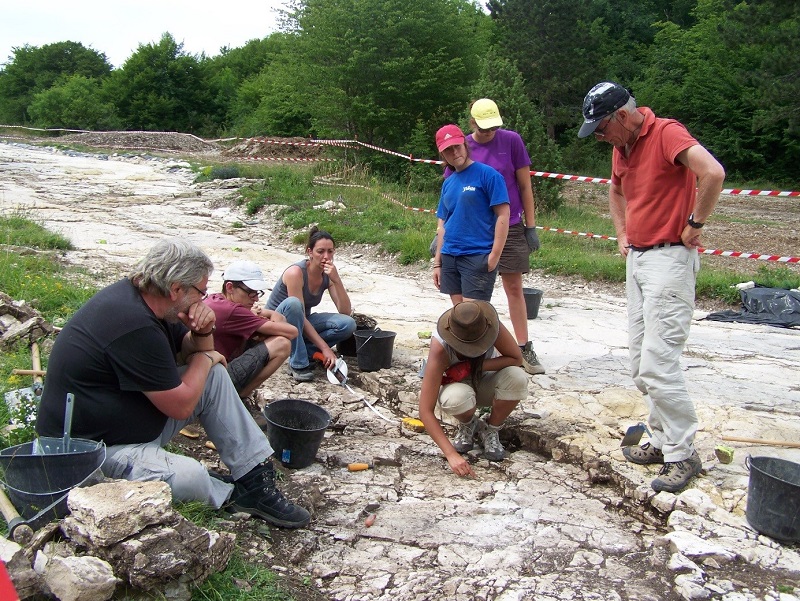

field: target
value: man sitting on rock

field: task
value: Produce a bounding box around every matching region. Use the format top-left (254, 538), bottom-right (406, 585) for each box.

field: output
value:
top-left (36, 239), bottom-right (311, 528)
top-left (205, 260), bottom-right (297, 404)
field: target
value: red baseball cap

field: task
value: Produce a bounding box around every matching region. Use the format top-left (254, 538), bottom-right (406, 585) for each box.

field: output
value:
top-left (435, 124), bottom-right (465, 152)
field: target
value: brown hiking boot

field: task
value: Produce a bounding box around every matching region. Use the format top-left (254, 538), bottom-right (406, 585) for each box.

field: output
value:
top-left (651, 451), bottom-right (703, 493)
top-left (622, 442), bottom-right (664, 465)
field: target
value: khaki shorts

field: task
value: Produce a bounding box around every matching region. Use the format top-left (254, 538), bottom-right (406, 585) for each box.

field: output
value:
top-left (438, 366), bottom-right (528, 416)
top-left (498, 222), bottom-right (530, 274)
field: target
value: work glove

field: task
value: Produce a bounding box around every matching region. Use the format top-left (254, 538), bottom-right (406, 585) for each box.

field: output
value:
top-left (429, 233), bottom-right (438, 258)
top-left (525, 227), bottom-right (540, 252)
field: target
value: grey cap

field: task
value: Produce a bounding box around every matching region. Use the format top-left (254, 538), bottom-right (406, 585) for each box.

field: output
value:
top-left (578, 82), bottom-right (631, 138)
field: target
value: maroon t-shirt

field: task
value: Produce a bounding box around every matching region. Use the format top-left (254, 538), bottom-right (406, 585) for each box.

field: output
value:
top-left (205, 293), bottom-right (265, 360)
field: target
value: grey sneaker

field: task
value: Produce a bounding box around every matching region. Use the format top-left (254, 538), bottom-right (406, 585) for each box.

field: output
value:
top-left (452, 415), bottom-right (480, 453)
top-left (521, 342), bottom-right (545, 375)
top-left (622, 442), bottom-right (664, 465)
top-left (651, 451), bottom-right (703, 493)
top-left (291, 365), bottom-right (315, 382)
top-left (477, 417), bottom-right (505, 461)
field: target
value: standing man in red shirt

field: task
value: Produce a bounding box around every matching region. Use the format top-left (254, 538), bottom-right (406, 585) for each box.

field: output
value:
top-left (578, 82), bottom-right (725, 493)
top-left (206, 261), bottom-right (297, 401)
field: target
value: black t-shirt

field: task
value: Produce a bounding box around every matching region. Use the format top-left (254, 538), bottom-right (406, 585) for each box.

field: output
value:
top-left (36, 279), bottom-right (187, 445)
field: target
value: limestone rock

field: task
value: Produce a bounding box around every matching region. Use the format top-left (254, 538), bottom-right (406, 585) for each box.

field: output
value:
top-left (97, 517), bottom-right (235, 591)
top-left (62, 480), bottom-right (175, 546)
top-left (41, 555), bottom-right (119, 601)
top-left (662, 531), bottom-right (737, 564)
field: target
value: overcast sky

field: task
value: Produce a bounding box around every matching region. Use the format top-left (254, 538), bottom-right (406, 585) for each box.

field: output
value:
top-left (1, 1), bottom-right (289, 68)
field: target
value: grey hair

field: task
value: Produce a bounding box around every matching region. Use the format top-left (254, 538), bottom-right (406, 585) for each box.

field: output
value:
top-left (620, 96), bottom-right (638, 114)
top-left (129, 238), bottom-right (214, 297)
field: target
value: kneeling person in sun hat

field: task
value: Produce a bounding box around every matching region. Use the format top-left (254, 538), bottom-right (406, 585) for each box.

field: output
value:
top-left (418, 301), bottom-right (528, 476)
top-left (205, 260), bottom-right (298, 401)
top-left (36, 239), bottom-right (311, 529)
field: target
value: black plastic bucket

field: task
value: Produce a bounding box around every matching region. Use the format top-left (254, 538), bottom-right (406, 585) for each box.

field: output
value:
top-left (523, 288), bottom-right (543, 319)
top-left (335, 326), bottom-right (364, 357)
top-left (355, 329), bottom-right (396, 372)
top-left (262, 399), bottom-right (330, 469)
top-left (746, 455), bottom-right (800, 542)
top-left (0, 437), bottom-right (106, 521)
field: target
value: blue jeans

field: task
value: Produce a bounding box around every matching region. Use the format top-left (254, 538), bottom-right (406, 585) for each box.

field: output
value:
top-left (275, 297), bottom-right (357, 369)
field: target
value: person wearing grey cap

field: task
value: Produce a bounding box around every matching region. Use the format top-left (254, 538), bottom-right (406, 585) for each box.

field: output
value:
top-left (578, 81), bottom-right (725, 493)
top-left (205, 260), bottom-right (298, 401)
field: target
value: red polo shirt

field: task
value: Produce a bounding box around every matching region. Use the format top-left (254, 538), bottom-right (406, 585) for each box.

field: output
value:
top-left (611, 108), bottom-right (699, 247)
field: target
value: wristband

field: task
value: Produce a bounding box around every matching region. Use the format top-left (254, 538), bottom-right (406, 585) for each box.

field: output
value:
top-left (193, 325), bottom-right (216, 337)
top-left (433, 264), bottom-right (441, 268)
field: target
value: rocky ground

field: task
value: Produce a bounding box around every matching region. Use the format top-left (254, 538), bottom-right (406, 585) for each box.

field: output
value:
top-left (0, 133), bottom-right (799, 601)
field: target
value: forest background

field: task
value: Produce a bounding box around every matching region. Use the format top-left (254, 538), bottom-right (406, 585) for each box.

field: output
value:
top-left (0, 0), bottom-right (797, 195)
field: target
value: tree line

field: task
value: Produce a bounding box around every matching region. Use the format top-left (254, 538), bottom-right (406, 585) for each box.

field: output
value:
top-left (0, 0), bottom-right (797, 188)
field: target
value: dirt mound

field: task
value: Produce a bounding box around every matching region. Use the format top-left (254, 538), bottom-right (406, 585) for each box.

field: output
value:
top-left (58, 131), bottom-right (218, 153)
top-left (222, 136), bottom-right (327, 160)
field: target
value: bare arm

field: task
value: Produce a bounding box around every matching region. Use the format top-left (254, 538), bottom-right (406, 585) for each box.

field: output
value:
top-left (516, 166), bottom-right (536, 227)
top-left (482, 324), bottom-right (523, 371)
top-left (677, 144), bottom-right (726, 249)
top-left (145, 344), bottom-right (226, 420)
top-left (433, 218), bottom-right (445, 290)
top-left (418, 339), bottom-right (475, 478)
top-left (325, 262), bottom-right (351, 316)
top-left (609, 182), bottom-right (628, 256)
top-left (253, 311), bottom-right (298, 340)
top-left (488, 204), bottom-right (510, 271)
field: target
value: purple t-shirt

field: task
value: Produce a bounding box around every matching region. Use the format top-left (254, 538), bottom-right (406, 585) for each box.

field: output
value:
top-left (446, 129), bottom-right (531, 226)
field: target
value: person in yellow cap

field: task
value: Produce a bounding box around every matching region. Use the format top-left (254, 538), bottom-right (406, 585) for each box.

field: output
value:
top-left (454, 98), bottom-right (545, 375)
top-left (418, 300), bottom-right (527, 475)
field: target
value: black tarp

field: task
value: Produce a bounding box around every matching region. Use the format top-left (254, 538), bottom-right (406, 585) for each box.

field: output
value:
top-left (705, 286), bottom-right (800, 328)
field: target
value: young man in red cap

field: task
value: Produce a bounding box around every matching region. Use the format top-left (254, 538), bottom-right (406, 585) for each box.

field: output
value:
top-left (578, 82), bottom-right (725, 493)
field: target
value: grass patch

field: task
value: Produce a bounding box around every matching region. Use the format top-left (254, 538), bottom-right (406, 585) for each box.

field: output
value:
top-left (0, 214), bottom-right (96, 326)
top-left (192, 552), bottom-right (295, 601)
top-left (239, 166), bottom-right (438, 264)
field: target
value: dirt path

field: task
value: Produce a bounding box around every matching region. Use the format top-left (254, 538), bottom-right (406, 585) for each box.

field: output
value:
top-left (2, 140), bottom-right (800, 601)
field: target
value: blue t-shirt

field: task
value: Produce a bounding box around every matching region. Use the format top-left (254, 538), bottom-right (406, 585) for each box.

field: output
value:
top-left (436, 161), bottom-right (509, 256)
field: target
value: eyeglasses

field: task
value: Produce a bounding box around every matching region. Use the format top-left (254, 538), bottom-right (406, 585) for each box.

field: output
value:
top-left (477, 126), bottom-right (500, 133)
top-left (191, 285), bottom-right (208, 300)
top-left (235, 284), bottom-right (264, 299)
top-left (595, 113), bottom-right (615, 136)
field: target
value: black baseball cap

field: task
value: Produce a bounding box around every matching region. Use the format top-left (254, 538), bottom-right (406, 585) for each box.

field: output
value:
top-left (578, 82), bottom-right (631, 138)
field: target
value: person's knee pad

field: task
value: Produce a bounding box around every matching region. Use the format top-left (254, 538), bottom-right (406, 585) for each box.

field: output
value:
top-left (438, 382), bottom-right (476, 416)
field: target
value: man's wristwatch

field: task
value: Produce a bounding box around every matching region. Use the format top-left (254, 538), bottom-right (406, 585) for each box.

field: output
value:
top-left (687, 213), bottom-right (704, 229)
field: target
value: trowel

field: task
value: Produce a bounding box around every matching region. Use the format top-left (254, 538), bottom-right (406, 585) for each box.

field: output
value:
top-left (620, 422), bottom-right (651, 447)
top-left (313, 352), bottom-right (396, 423)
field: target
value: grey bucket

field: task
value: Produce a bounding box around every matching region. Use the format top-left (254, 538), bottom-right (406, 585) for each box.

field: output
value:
top-left (523, 288), bottom-right (543, 319)
top-left (745, 455), bottom-right (800, 542)
top-left (263, 399), bottom-right (330, 469)
top-left (0, 437), bottom-right (106, 521)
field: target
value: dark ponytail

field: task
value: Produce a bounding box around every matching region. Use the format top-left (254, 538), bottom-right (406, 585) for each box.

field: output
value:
top-left (306, 226), bottom-right (335, 251)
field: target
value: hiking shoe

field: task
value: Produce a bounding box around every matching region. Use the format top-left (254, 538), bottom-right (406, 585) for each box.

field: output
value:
top-left (622, 442), bottom-right (664, 465)
top-left (290, 365), bottom-right (315, 382)
top-left (228, 461), bottom-right (311, 528)
top-left (477, 417), bottom-right (505, 461)
top-left (651, 451), bottom-right (703, 493)
top-left (452, 415), bottom-right (480, 453)
top-left (521, 342), bottom-right (545, 375)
